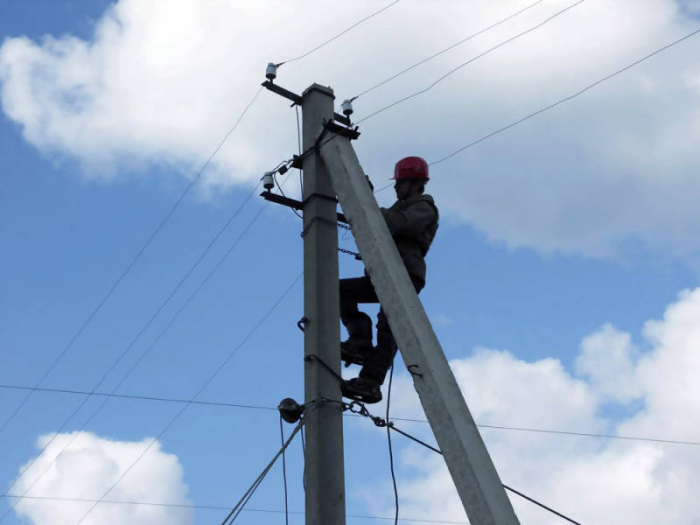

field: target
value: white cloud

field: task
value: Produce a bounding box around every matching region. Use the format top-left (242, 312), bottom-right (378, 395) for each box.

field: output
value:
top-left (1, 0), bottom-right (700, 258)
top-left (368, 287), bottom-right (700, 524)
top-left (10, 432), bottom-right (192, 525)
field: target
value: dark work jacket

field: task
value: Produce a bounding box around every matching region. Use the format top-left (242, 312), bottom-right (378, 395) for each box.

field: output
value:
top-left (380, 194), bottom-right (439, 285)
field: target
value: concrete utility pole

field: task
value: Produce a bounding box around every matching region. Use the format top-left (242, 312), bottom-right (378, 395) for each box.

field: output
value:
top-left (319, 136), bottom-right (521, 525)
top-left (301, 84), bottom-right (346, 525)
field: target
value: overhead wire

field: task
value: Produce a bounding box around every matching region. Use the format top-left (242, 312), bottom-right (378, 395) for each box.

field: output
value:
top-left (387, 364), bottom-right (399, 525)
top-left (0, 494), bottom-right (475, 524)
top-left (356, 0), bottom-right (586, 124)
top-left (277, 0), bottom-right (401, 66)
top-left (75, 271), bottom-right (304, 524)
top-left (279, 416), bottom-right (290, 525)
top-left (220, 418), bottom-right (305, 525)
top-left (429, 25), bottom-right (700, 166)
top-left (0, 182), bottom-right (267, 523)
top-left (351, 402), bottom-right (583, 525)
top-left (4, 382), bottom-right (700, 447)
top-left (350, 0), bottom-right (545, 101)
top-left (0, 86), bottom-right (264, 440)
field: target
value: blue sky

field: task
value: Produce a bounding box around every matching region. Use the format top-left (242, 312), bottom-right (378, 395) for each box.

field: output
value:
top-left (2, 1), bottom-right (700, 524)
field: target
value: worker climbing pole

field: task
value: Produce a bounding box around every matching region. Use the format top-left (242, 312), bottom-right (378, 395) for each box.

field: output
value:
top-left (340, 156), bottom-right (439, 404)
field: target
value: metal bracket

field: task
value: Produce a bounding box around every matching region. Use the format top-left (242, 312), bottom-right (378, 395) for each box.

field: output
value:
top-left (261, 81), bottom-right (353, 126)
top-left (260, 191), bottom-right (349, 224)
top-left (324, 120), bottom-right (361, 141)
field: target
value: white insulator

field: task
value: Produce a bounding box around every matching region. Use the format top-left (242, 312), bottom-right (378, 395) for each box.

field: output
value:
top-left (341, 99), bottom-right (354, 117)
top-left (266, 62), bottom-right (277, 81)
top-left (262, 171), bottom-right (275, 190)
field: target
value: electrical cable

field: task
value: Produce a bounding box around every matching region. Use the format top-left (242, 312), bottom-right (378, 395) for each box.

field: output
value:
top-left (351, 0), bottom-right (545, 101)
top-left (279, 416), bottom-right (289, 525)
top-left (356, 0), bottom-right (585, 124)
top-left (0, 183), bottom-right (266, 523)
top-left (429, 24), bottom-right (700, 166)
top-left (350, 401), bottom-right (583, 525)
top-left (295, 105), bottom-right (303, 194)
top-left (0, 494), bottom-right (475, 524)
top-left (0, 86), bottom-right (264, 440)
top-left (75, 271), bottom-right (304, 524)
top-left (220, 418), bottom-right (305, 525)
top-left (300, 425), bottom-right (307, 491)
top-left (387, 364), bottom-right (399, 525)
top-left (3, 382), bottom-right (699, 446)
top-left (277, 0), bottom-right (401, 66)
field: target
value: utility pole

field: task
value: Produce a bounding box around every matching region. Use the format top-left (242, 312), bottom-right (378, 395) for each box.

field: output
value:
top-left (262, 71), bottom-right (518, 524)
top-left (301, 84), bottom-right (346, 525)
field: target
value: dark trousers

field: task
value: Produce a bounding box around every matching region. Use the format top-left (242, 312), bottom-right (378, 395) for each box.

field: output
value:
top-left (339, 275), bottom-right (424, 384)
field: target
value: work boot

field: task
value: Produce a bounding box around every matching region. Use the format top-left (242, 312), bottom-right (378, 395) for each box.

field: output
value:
top-left (340, 337), bottom-right (372, 367)
top-left (341, 377), bottom-right (382, 404)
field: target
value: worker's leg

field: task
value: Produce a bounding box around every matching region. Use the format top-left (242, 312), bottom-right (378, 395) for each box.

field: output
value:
top-left (339, 276), bottom-right (378, 343)
top-left (360, 277), bottom-right (424, 385)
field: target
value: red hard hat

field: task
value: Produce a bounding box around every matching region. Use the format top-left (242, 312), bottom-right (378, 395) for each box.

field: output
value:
top-left (393, 156), bottom-right (429, 181)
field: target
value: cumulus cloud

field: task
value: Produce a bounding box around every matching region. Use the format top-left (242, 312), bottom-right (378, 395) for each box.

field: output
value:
top-left (10, 432), bottom-right (192, 525)
top-left (1, 0), bottom-right (700, 258)
top-left (368, 287), bottom-right (700, 524)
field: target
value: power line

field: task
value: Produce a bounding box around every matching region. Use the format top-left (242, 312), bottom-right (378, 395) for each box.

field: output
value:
top-left (75, 271), bottom-right (304, 524)
top-left (357, 1), bottom-right (585, 124)
top-left (351, 0), bottom-right (545, 101)
top-left (429, 25), bottom-right (700, 166)
top-left (279, 416), bottom-right (290, 525)
top-left (350, 402), bottom-right (583, 525)
top-left (0, 494), bottom-right (472, 524)
top-left (221, 418), bottom-right (305, 525)
top-left (0, 184), bottom-right (267, 522)
top-left (0, 86), bottom-right (264, 440)
top-left (3, 383), bottom-right (699, 447)
top-left (277, 0), bottom-right (401, 66)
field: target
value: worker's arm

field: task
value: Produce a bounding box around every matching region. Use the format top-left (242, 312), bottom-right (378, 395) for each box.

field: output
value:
top-left (381, 201), bottom-right (436, 236)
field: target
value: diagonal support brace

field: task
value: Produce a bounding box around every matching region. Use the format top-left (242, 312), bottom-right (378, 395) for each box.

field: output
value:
top-left (319, 136), bottom-right (521, 525)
